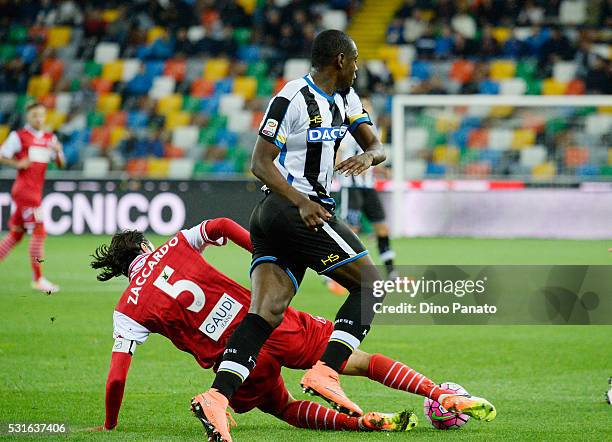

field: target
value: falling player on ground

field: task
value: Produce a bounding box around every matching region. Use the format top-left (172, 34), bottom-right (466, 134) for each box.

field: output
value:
top-left (89, 218), bottom-right (496, 439)
top-left (0, 102), bottom-right (64, 293)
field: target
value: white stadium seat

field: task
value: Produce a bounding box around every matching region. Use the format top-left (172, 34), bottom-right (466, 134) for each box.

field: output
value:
top-left (283, 59), bottom-right (310, 80)
top-left (500, 78), bottom-right (527, 95)
top-left (94, 42), bottom-right (120, 64)
top-left (489, 129), bottom-right (513, 150)
top-left (172, 126), bottom-right (199, 150)
top-left (55, 93), bottom-right (72, 114)
top-left (559, 0), bottom-right (586, 24)
top-left (168, 158), bottom-right (195, 179)
top-left (149, 76), bottom-right (176, 99)
top-left (122, 59), bottom-right (141, 82)
top-left (228, 110), bottom-right (254, 133)
top-left (520, 146), bottom-right (547, 168)
top-left (82, 157), bottom-right (110, 178)
top-left (219, 94), bottom-right (245, 116)
top-left (405, 127), bottom-right (428, 151)
top-left (321, 10), bottom-right (347, 31)
top-left (553, 61), bottom-right (577, 83)
top-left (405, 159), bottom-right (427, 178)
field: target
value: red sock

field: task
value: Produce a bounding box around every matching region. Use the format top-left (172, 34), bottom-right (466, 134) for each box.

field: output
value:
top-left (367, 354), bottom-right (454, 401)
top-left (280, 400), bottom-right (361, 431)
top-left (28, 229), bottom-right (46, 281)
top-left (0, 231), bottom-right (24, 261)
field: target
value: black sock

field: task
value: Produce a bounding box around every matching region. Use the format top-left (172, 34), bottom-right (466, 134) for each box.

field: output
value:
top-left (212, 313), bottom-right (274, 399)
top-left (377, 235), bottom-right (395, 276)
top-left (320, 287), bottom-right (371, 372)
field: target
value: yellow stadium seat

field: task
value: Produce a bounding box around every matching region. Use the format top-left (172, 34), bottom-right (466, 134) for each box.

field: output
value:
top-left (0, 125), bottom-right (9, 144)
top-left (147, 26), bottom-right (167, 44)
top-left (608, 148), bottom-right (612, 165)
top-left (236, 0), bottom-right (257, 14)
top-left (48, 26), bottom-right (71, 48)
top-left (157, 94), bottom-right (183, 115)
top-left (102, 61), bottom-right (124, 82)
top-left (45, 110), bottom-right (66, 131)
top-left (598, 106), bottom-right (612, 114)
top-left (96, 93), bottom-right (122, 114)
top-left (27, 75), bottom-right (53, 98)
top-left (204, 58), bottom-right (230, 82)
top-left (512, 129), bottom-right (536, 149)
top-left (148, 158), bottom-right (170, 177)
top-left (165, 111), bottom-right (191, 130)
top-left (387, 61), bottom-right (409, 81)
top-left (102, 9), bottom-right (120, 23)
top-left (110, 126), bottom-right (128, 148)
top-left (435, 114), bottom-right (460, 133)
top-left (377, 45), bottom-right (400, 63)
top-left (233, 76), bottom-right (258, 100)
top-left (490, 60), bottom-right (516, 80)
top-left (532, 162), bottom-right (556, 179)
top-left (492, 27), bottom-right (511, 43)
top-left (541, 79), bottom-right (567, 95)
top-left (433, 145), bottom-right (459, 164)
top-left (420, 10), bottom-right (435, 21)
top-left (490, 106), bottom-right (513, 118)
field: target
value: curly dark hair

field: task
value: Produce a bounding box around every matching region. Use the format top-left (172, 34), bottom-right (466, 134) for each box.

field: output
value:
top-left (91, 230), bottom-right (147, 281)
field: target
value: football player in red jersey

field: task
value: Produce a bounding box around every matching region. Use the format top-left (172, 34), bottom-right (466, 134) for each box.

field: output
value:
top-left (89, 218), bottom-right (495, 440)
top-left (0, 102), bottom-right (64, 293)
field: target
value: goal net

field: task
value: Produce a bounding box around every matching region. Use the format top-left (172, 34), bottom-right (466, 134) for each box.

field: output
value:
top-left (388, 95), bottom-right (612, 238)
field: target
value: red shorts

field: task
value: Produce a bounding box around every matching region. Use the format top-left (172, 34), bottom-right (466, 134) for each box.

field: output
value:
top-left (228, 307), bottom-right (333, 416)
top-left (9, 204), bottom-right (43, 232)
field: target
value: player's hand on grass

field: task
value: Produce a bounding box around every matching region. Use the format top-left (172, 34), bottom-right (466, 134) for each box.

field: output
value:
top-left (298, 199), bottom-right (331, 229)
top-left (79, 425), bottom-right (113, 432)
top-left (335, 152), bottom-right (374, 176)
top-left (15, 159), bottom-right (31, 169)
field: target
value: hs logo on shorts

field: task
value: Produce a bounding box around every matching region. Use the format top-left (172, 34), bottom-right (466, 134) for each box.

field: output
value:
top-left (321, 254), bottom-right (340, 266)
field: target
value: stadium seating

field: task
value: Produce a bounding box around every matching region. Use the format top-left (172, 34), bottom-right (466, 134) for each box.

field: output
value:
top-left (0, 0), bottom-right (608, 180)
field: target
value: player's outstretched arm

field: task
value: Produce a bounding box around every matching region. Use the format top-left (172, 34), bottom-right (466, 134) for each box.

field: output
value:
top-left (52, 138), bottom-right (65, 169)
top-left (205, 217), bottom-right (253, 252)
top-left (335, 124), bottom-right (385, 177)
top-left (103, 350), bottom-right (133, 430)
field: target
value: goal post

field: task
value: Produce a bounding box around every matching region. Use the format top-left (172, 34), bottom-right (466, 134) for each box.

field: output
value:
top-left (390, 94), bottom-right (612, 238)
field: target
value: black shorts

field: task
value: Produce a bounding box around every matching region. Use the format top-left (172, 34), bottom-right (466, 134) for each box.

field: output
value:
top-left (342, 187), bottom-right (386, 227)
top-left (249, 192), bottom-right (368, 291)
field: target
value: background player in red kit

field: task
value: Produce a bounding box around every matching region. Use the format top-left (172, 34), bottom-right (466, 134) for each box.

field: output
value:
top-left (89, 217), bottom-right (495, 441)
top-left (0, 102), bottom-right (65, 293)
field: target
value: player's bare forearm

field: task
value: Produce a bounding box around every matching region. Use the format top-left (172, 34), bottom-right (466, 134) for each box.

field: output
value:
top-left (53, 142), bottom-right (66, 168)
top-left (0, 157), bottom-right (29, 169)
top-left (251, 137), bottom-right (310, 207)
top-left (335, 125), bottom-right (385, 176)
top-left (352, 123), bottom-right (385, 165)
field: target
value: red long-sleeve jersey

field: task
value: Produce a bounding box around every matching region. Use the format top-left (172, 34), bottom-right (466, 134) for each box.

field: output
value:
top-left (104, 217), bottom-right (252, 429)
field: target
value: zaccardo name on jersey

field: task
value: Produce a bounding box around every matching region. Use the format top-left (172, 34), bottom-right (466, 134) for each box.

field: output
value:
top-left (307, 125), bottom-right (348, 142)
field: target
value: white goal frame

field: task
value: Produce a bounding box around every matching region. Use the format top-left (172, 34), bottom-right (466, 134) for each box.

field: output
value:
top-left (390, 94), bottom-right (612, 237)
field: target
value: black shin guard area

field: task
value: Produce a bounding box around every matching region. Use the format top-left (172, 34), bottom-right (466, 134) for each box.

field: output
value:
top-left (212, 313), bottom-right (274, 398)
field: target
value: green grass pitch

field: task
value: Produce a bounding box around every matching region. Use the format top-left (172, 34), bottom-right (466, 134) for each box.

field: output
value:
top-left (1, 235), bottom-right (611, 441)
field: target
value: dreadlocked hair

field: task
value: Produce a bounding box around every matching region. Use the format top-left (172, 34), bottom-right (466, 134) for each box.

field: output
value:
top-left (91, 230), bottom-right (146, 281)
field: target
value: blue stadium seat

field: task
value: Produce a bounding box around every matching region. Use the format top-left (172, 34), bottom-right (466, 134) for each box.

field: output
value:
top-left (479, 80), bottom-right (500, 94)
top-left (237, 45), bottom-right (260, 63)
top-left (16, 44), bottom-right (37, 63)
top-left (200, 96), bottom-right (220, 114)
top-left (426, 163), bottom-right (446, 175)
top-left (215, 78), bottom-right (234, 95)
top-left (216, 128), bottom-right (238, 147)
top-left (411, 60), bottom-right (431, 81)
top-left (576, 164), bottom-right (599, 176)
top-left (451, 128), bottom-right (469, 149)
top-left (127, 111), bottom-right (149, 128)
top-left (145, 61), bottom-right (165, 79)
top-left (125, 74), bottom-right (153, 96)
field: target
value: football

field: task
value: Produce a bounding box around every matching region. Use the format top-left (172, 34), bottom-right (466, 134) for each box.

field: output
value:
top-left (424, 382), bottom-right (471, 430)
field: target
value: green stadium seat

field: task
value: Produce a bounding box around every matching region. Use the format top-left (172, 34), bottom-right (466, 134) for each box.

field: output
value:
top-left (84, 61), bottom-right (102, 78)
top-left (247, 61), bottom-right (268, 77)
top-left (9, 25), bottom-right (28, 43)
top-left (182, 95), bottom-right (201, 112)
top-left (233, 28), bottom-right (252, 46)
top-left (0, 44), bottom-right (16, 62)
top-left (516, 60), bottom-right (537, 81)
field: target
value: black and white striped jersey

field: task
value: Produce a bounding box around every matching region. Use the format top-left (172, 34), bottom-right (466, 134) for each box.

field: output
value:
top-left (258, 74), bottom-right (372, 207)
